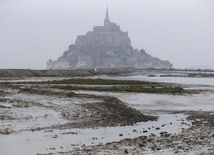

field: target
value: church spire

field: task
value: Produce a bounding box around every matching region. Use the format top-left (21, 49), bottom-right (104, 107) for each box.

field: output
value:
top-left (104, 5), bottom-right (110, 25)
top-left (106, 5), bottom-right (109, 17)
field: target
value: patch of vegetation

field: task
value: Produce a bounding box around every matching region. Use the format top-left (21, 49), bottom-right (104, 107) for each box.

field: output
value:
top-left (48, 78), bottom-right (158, 85)
top-left (15, 78), bottom-right (162, 86)
top-left (51, 85), bottom-right (198, 95)
top-left (0, 98), bottom-right (7, 102)
top-left (19, 88), bottom-right (76, 97)
top-left (0, 115), bottom-right (15, 120)
top-left (14, 78), bottom-right (201, 95)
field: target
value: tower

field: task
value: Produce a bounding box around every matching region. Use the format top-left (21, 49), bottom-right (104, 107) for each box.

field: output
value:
top-left (104, 5), bottom-right (110, 26)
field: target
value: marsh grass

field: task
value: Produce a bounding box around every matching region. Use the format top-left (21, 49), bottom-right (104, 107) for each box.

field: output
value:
top-left (13, 78), bottom-right (200, 94)
top-left (51, 85), bottom-right (197, 94)
top-left (48, 78), bottom-right (160, 86)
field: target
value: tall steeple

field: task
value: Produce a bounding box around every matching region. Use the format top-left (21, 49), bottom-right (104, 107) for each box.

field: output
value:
top-left (104, 5), bottom-right (110, 25)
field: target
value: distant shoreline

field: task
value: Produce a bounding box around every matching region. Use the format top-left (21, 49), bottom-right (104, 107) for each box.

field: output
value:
top-left (0, 68), bottom-right (214, 78)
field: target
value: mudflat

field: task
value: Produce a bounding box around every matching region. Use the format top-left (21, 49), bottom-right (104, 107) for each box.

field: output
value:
top-left (0, 70), bottom-right (214, 155)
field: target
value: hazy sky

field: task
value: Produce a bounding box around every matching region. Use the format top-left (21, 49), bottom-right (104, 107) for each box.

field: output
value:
top-left (1, 0), bottom-right (214, 69)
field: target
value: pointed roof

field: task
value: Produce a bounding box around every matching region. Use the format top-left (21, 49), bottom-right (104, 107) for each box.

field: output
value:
top-left (104, 5), bottom-right (110, 23)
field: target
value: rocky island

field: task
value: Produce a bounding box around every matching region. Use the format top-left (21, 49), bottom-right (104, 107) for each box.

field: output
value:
top-left (47, 8), bottom-right (173, 70)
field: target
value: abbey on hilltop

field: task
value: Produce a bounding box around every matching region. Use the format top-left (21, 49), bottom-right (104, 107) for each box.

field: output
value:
top-left (47, 7), bottom-right (173, 70)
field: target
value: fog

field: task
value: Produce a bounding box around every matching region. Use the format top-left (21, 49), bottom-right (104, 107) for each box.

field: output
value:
top-left (0, 0), bottom-right (214, 69)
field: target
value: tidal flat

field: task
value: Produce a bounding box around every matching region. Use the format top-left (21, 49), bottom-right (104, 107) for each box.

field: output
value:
top-left (0, 71), bottom-right (214, 155)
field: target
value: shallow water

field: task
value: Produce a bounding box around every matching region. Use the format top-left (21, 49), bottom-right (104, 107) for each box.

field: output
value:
top-left (93, 74), bottom-right (214, 86)
top-left (0, 114), bottom-right (190, 155)
top-left (75, 91), bottom-right (214, 112)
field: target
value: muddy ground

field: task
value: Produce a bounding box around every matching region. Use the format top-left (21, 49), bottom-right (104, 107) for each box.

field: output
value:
top-left (0, 76), bottom-right (214, 155)
top-left (55, 111), bottom-right (214, 155)
top-left (0, 87), bottom-right (156, 130)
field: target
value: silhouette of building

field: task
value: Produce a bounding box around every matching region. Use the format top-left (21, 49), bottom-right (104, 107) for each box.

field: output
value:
top-left (47, 7), bottom-right (172, 70)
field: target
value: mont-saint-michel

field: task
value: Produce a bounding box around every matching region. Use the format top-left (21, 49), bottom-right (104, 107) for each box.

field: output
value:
top-left (47, 8), bottom-right (172, 70)
top-left (2, 1), bottom-right (214, 155)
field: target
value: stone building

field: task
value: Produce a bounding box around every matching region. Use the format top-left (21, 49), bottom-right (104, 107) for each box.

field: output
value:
top-left (75, 8), bottom-right (131, 47)
top-left (47, 59), bottom-right (70, 70)
top-left (47, 7), bottom-right (173, 70)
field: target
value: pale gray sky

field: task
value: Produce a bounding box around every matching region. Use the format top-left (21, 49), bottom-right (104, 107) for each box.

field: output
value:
top-left (0, 0), bottom-right (214, 69)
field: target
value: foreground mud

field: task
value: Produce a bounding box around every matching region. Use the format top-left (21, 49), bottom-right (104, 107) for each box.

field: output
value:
top-left (0, 82), bottom-right (157, 155)
top-left (56, 111), bottom-right (214, 155)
